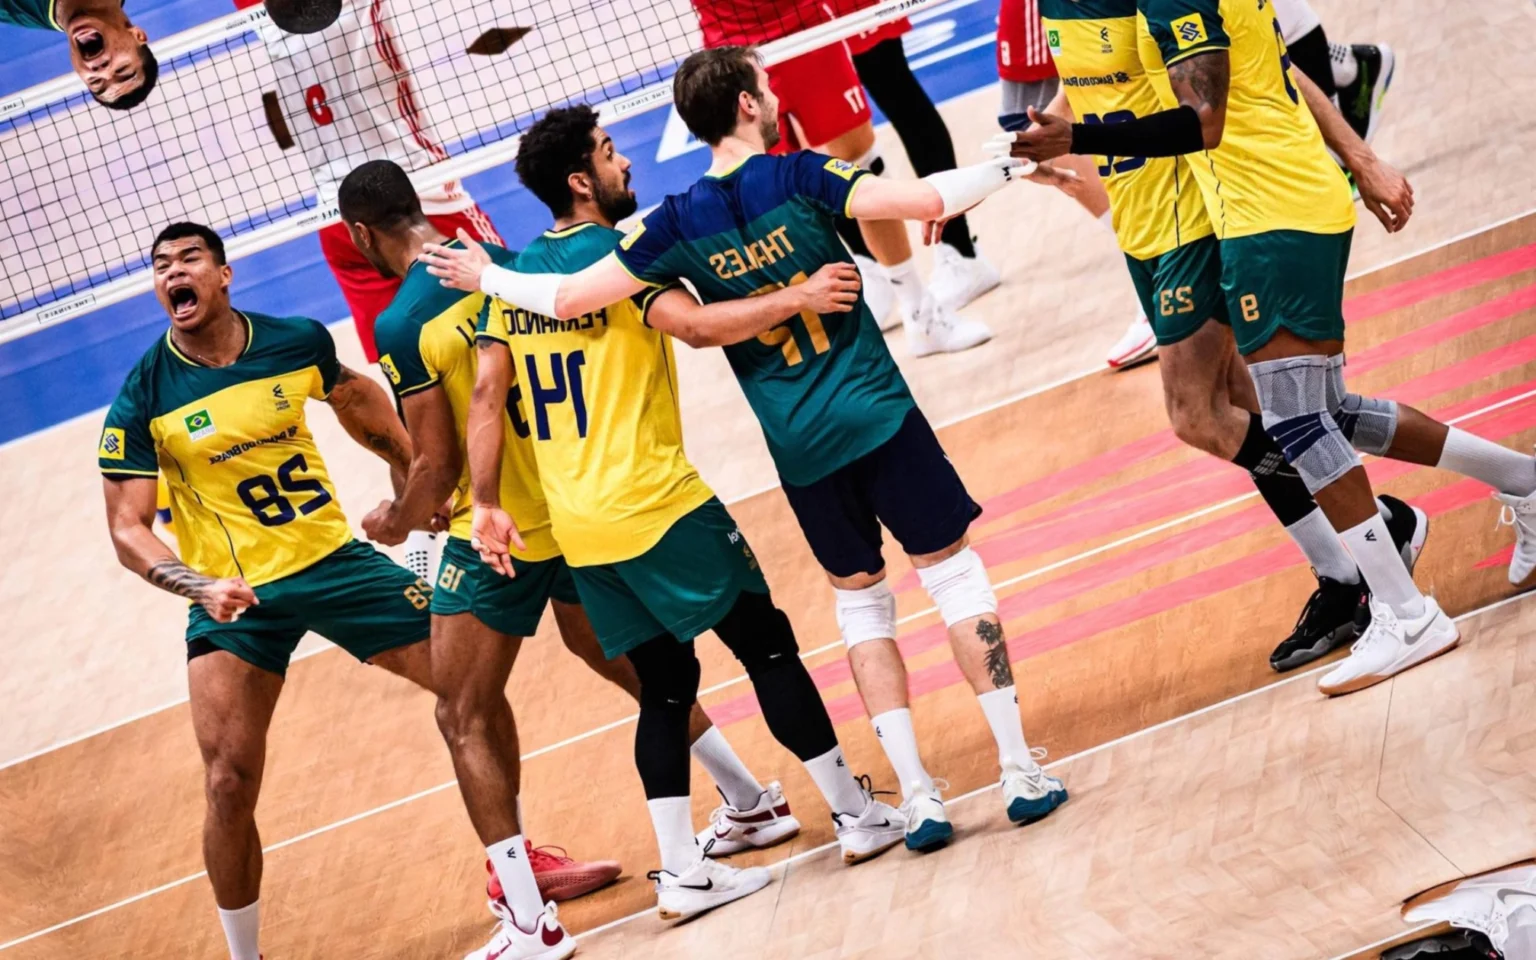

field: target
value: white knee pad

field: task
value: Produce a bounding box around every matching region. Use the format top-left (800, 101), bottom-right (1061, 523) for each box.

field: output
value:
top-left (1270, 0), bottom-right (1322, 44)
top-left (915, 547), bottom-right (997, 627)
top-left (1326, 355), bottom-right (1399, 455)
top-left (835, 580), bottom-right (896, 650)
top-left (1251, 355), bottom-right (1363, 494)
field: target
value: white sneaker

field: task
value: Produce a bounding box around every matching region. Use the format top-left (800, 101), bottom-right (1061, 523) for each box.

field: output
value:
top-left (1106, 313), bottom-right (1156, 369)
top-left (1403, 863), bottom-right (1536, 954)
top-left (903, 292), bottom-right (992, 358)
top-left (832, 788), bottom-right (907, 864)
top-left (1497, 491), bottom-right (1536, 585)
top-left (1317, 595), bottom-right (1460, 696)
top-left (696, 781), bottom-right (802, 856)
top-left (1001, 748), bottom-right (1069, 825)
top-left (928, 242), bottom-right (1001, 312)
top-left (855, 254), bottom-right (899, 331)
top-left (650, 853), bottom-right (772, 922)
top-left (464, 900), bottom-right (575, 960)
top-left (900, 779), bottom-right (953, 852)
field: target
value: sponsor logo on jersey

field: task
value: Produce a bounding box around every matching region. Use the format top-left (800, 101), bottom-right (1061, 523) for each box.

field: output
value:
top-left (823, 157), bottom-right (859, 181)
top-left (619, 222), bottom-right (646, 251)
top-left (183, 409), bottom-right (217, 441)
top-left (1171, 13), bottom-right (1209, 49)
top-left (1099, 26), bottom-right (1112, 53)
top-left (99, 427), bottom-right (126, 460)
top-left (272, 382), bottom-right (291, 412)
top-left (378, 354), bottom-right (401, 385)
top-left (1047, 28), bottom-right (1061, 55)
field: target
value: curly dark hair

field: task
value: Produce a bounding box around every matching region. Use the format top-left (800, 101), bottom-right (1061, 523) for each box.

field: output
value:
top-left (515, 104), bottom-right (604, 219)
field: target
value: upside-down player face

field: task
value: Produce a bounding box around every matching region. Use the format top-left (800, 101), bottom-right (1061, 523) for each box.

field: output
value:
top-left (68, 17), bottom-right (149, 105)
top-left (152, 237), bottom-right (233, 333)
top-left (585, 125), bottom-right (639, 224)
top-left (751, 61), bottom-right (781, 151)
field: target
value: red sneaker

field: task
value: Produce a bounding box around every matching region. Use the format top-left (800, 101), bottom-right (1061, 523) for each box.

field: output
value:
top-left (484, 842), bottom-right (622, 904)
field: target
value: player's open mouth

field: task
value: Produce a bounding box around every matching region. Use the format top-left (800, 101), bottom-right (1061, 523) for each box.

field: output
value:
top-left (168, 285), bottom-right (199, 319)
top-left (71, 28), bottom-right (105, 62)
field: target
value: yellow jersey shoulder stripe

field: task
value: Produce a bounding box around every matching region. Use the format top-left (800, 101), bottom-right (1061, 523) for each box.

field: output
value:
top-left (1163, 40), bottom-right (1230, 65)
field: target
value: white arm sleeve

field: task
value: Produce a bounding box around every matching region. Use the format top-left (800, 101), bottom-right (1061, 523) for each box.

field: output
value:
top-left (924, 157), bottom-right (1036, 219)
top-left (479, 264), bottom-right (564, 318)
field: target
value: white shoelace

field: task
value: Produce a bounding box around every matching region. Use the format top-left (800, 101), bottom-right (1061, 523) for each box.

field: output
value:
top-left (1498, 501), bottom-right (1536, 540)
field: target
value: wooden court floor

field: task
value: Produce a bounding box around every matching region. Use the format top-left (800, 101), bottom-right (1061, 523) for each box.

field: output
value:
top-left (4, 208), bottom-right (1536, 958)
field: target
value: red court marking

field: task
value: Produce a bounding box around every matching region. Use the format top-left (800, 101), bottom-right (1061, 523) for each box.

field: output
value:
top-left (1346, 283), bottom-right (1536, 378)
top-left (1475, 546), bottom-right (1516, 571)
top-left (1344, 243), bottom-right (1536, 321)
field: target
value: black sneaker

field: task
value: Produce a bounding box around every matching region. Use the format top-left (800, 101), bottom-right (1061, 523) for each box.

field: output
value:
top-left (1337, 43), bottom-right (1398, 144)
top-left (1378, 493), bottom-right (1429, 573)
top-left (1269, 575), bottom-right (1367, 672)
top-left (1382, 929), bottom-right (1500, 959)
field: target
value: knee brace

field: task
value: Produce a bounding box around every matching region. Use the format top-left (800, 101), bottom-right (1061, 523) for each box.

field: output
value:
top-left (1326, 355), bottom-right (1399, 455)
top-left (627, 635), bottom-right (701, 710)
top-left (915, 547), bottom-right (997, 627)
top-left (713, 590), bottom-right (800, 676)
top-left (1251, 356), bottom-right (1362, 494)
top-left (834, 581), bottom-right (896, 650)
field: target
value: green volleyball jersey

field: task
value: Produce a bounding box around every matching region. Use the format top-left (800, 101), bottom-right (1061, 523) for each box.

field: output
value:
top-left (0, 0), bottom-right (60, 30)
top-left (611, 151), bottom-right (916, 486)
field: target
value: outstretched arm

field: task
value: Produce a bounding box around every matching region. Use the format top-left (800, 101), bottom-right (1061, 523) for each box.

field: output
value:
top-left (844, 155), bottom-right (1061, 224)
top-left (1293, 68), bottom-right (1413, 233)
top-left (419, 229), bottom-right (644, 321)
top-left (103, 476), bottom-right (257, 621)
top-left (647, 262), bottom-right (861, 348)
top-left (360, 385), bottom-right (462, 547)
top-left (325, 365), bottom-right (413, 491)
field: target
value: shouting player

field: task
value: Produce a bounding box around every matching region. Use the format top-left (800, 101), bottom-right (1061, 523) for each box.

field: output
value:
top-left (336, 158), bottom-right (805, 947)
top-left (0, 0), bottom-right (156, 108)
top-left (1008, 0), bottom-right (1536, 693)
top-left (421, 47), bottom-right (1071, 855)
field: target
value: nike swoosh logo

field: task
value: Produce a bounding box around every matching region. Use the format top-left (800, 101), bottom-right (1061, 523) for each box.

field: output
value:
top-left (679, 879), bottom-right (714, 891)
top-left (1497, 889), bottom-right (1536, 909)
top-left (541, 923), bottom-right (565, 947)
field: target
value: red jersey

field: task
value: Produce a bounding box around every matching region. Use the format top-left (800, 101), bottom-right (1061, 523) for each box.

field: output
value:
top-left (692, 0), bottom-right (824, 46)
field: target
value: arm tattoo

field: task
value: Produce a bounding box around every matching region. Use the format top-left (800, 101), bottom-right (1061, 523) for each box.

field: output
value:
top-left (364, 429), bottom-right (410, 469)
top-left (1169, 51), bottom-right (1230, 113)
top-left (977, 619), bottom-right (1014, 689)
top-left (146, 557), bottom-right (213, 602)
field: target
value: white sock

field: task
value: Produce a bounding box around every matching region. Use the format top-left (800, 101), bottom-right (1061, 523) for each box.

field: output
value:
top-left (803, 745), bottom-right (868, 817)
top-left (487, 834), bottom-right (545, 929)
top-left (404, 529), bottom-right (437, 581)
top-left (690, 726), bottom-right (765, 810)
top-left (217, 901), bottom-right (261, 960)
top-left (869, 708), bottom-right (934, 799)
top-left (1286, 508), bottom-right (1360, 584)
top-left (1339, 514), bottom-right (1424, 618)
top-left (1438, 429), bottom-right (1536, 496)
top-left (1328, 41), bottom-right (1358, 87)
top-left (976, 687), bottom-right (1033, 770)
top-left (885, 258), bottom-right (925, 315)
top-left (646, 796), bottom-right (700, 876)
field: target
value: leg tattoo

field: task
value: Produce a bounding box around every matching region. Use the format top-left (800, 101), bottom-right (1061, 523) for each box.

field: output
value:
top-left (977, 619), bottom-right (1013, 689)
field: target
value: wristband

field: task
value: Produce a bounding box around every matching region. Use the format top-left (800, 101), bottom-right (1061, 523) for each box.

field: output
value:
top-left (480, 264), bottom-right (563, 318)
top-left (924, 157), bottom-right (1036, 220)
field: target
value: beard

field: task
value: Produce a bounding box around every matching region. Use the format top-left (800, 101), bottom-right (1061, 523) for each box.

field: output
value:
top-left (759, 111), bottom-right (781, 150)
top-left (595, 179), bottom-right (639, 224)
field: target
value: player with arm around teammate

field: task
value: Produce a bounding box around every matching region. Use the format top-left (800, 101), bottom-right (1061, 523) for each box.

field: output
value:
top-left (422, 47), bottom-right (1071, 857)
top-left (1008, 0), bottom-right (1536, 694)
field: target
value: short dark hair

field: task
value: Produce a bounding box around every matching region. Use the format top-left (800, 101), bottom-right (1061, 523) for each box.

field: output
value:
top-left (337, 159), bottom-right (425, 232)
top-left (152, 221), bottom-right (226, 264)
top-left (672, 46), bottom-right (761, 146)
top-left (515, 105), bottom-right (602, 218)
top-left (95, 44), bottom-right (158, 111)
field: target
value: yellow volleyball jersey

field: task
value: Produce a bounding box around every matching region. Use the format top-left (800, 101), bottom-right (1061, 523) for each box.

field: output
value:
top-left (1137, 0), bottom-right (1355, 239)
top-left (98, 312), bottom-right (353, 586)
top-left (476, 222), bottom-right (715, 567)
top-left (1040, 0), bottom-right (1212, 259)
top-left (372, 241), bottom-right (559, 562)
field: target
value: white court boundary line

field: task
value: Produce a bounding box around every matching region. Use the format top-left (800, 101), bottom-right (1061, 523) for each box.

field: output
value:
top-left (5, 205), bottom-right (1536, 767)
top-left (4, 390), bottom-right (1534, 952)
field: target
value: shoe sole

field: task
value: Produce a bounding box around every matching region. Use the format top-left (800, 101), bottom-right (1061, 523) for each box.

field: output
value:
top-left (1107, 337), bottom-right (1157, 370)
top-left (1402, 504), bottom-right (1429, 574)
top-left (1318, 631), bottom-right (1461, 696)
top-left (1402, 859), bottom-right (1536, 920)
top-left (841, 831), bottom-right (905, 864)
top-left (1007, 787), bottom-right (1069, 826)
top-left (1269, 619), bottom-right (1360, 673)
top-left (904, 818), bottom-right (954, 852)
top-left (701, 819), bottom-right (802, 857)
top-left (536, 864), bottom-right (622, 902)
top-left (1364, 46), bottom-right (1397, 146)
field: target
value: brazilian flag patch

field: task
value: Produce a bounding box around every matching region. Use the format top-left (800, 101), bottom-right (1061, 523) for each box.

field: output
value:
top-left (183, 408), bottom-right (216, 441)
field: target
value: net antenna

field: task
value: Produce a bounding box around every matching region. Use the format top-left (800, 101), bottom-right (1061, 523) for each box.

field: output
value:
top-left (0, 0), bottom-right (936, 346)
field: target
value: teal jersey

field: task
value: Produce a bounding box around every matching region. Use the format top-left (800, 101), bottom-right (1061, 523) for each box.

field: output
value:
top-left (0, 0), bottom-right (59, 29)
top-left (612, 152), bottom-right (915, 487)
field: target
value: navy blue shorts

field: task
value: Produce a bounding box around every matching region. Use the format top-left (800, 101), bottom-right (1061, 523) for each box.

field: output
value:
top-left (781, 408), bottom-right (981, 578)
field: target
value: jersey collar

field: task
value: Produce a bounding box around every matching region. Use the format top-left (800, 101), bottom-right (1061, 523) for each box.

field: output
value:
top-left (544, 221), bottom-right (602, 238)
top-left (705, 155), bottom-right (753, 179)
top-left (165, 310), bottom-right (255, 367)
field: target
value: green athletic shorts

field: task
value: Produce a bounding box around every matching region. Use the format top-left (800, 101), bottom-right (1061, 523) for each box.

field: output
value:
top-left (1221, 228), bottom-right (1354, 355)
top-left (1123, 234), bottom-right (1229, 346)
top-left (186, 539), bottom-right (431, 676)
top-left (569, 498), bottom-right (770, 659)
top-left (429, 535), bottom-right (580, 637)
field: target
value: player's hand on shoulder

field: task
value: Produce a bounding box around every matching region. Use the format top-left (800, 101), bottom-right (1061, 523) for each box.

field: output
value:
top-left (471, 503), bottom-right (525, 579)
top-left (800, 262), bottom-right (861, 314)
top-left (420, 228), bottom-right (492, 293)
top-left (991, 107), bottom-right (1073, 163)
top-left (1354, 158), bottom-right (1414, 234)
top-left (203, 577), bottom-right (258, 623)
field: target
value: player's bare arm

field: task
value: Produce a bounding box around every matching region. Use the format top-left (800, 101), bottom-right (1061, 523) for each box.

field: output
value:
top-left (1293, 68), bottom-right (1413, 233)
top-left (102, 475), bottom-right (257, 622)
top-left (647, 262), bottom-right (861, 348)
top-left (1167, 50), bottom-right (1230, 148)
top-left (465, 338), bottom-right (525, 577)
top-left (361, 385), bottom-right (462, 547)
top-left (326, 364), bottom-right (413, 482)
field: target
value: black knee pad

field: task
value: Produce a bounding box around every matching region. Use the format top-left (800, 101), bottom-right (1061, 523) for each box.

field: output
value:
top-left (713, 590), bottom-right (799, 676)
top-left (627, 634), bottom-right (701, 710)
